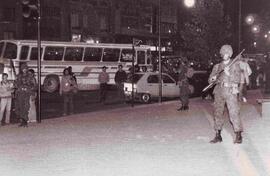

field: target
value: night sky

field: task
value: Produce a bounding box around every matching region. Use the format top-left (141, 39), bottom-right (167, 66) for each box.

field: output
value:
top-left (244, 0), bottom-right (270, 14)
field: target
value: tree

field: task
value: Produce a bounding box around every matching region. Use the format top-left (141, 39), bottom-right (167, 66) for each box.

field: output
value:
top-left (179, 0), bottom-right (232, 65)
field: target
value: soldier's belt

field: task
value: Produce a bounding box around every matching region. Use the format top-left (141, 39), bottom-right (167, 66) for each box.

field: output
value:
top-left (220, 82), bottom-right (238, 88)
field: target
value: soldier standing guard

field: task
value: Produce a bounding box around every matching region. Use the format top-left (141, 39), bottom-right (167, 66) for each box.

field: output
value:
top-left (209, 44), bottom-right (243, 144)
top-left (15, 63), bottom-right (36, 127)
top-left (177, 61), bottom-right (190, 111)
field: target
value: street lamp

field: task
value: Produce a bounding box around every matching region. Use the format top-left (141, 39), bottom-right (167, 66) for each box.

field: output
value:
top-left (184, 0), bottom-right (195, 8)
top-left (252, 25), bottom-right (260, 34)
top-left (245, 15), bottom-right (255, 25)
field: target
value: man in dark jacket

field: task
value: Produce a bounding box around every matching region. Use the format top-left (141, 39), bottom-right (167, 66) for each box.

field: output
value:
top-left (114, 64), bottom-right (127, 102)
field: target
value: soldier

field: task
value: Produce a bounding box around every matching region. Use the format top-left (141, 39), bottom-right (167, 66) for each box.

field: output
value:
top-left (15, 63), bottom-right (36, 127)
top-left (177, 61), bottom-right (190, 111)
top-left (209, 44), bottom-right (243, 144)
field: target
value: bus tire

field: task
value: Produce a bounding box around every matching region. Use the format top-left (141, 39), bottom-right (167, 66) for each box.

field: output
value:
top-left (141, 93), bottom-right (151, 103)
top-left (43, 75), bottom-right (60, 93)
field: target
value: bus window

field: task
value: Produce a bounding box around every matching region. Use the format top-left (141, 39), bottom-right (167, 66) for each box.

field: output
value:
top-left (20, 46), bottom-right (29, 60)
top-left (3, 42), bottom-right (17, 59)
top-left (64, 47), bottom-right (83, 61)
top-left (30, 47), bottom-right (43, 60)
top-left (0, 42), bottom-right (4, 57)
top-left (137, 51), bottom-right (145, 64)
top-left (84, 47), bottom-right (102, 61)
top-left (44, 46), bottom-right (64, 61)
top-left (120, 49), bottom-right (133, 62)
top-left (102, 48), bottom-right (120, 62)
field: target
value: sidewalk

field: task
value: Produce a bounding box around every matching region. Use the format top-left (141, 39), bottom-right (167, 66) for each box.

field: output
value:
top-left (0, 89), bottom-right (269, 176)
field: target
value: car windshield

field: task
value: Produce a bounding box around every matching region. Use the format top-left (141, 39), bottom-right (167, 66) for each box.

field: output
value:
top-left (126, 73), bottom-right (143, 83)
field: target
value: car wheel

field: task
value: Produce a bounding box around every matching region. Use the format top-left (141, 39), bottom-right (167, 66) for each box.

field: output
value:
top-left (43, 75), bottom-right (60, 93)
top-left (141, 93), bottom-right (151, 103)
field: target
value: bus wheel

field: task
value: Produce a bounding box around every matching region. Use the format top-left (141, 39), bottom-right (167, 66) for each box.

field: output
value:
top-left (141, 93), bottom-right (151, 103)
top-left (43, 75), bottom-right (59, 93)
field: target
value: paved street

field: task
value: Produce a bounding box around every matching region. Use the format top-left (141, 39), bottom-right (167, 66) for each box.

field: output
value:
top-left (0, 90), bottom-right (269, 176)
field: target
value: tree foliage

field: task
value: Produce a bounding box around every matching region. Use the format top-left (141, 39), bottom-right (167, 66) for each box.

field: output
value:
top-left (179, 0), bottom-right (232, 64)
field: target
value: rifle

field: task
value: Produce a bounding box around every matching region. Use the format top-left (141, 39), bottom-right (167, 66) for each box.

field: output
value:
top-left (202, 49), bottom-right (245, 92)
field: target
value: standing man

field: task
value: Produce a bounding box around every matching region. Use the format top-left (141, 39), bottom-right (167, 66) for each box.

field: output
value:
top-left (177, 61), bottom-right (190, 111)
top-left (209, 44), bottom-right (243, 144)
top-left (0, 73), bottom-right (14, 125)
top-left (98, 66), bottom-right (109, 104)
top-left (239, 58), bottom-right (252, 102)
top-left (114, 64), bottom-right (127, 102)
top-left (15, 63), bottom-right (36, 127)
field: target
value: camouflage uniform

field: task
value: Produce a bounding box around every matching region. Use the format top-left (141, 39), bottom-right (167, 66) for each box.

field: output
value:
top-left (209, 59), bottom-right (243, 132)
top-left (178, 64), bottom-right (190, 110)
top-left (15, 70), bottom-right (36, 123)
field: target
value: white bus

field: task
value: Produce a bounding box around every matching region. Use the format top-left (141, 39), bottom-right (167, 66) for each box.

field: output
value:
top-left (0, 40), bottom-right (152, 92)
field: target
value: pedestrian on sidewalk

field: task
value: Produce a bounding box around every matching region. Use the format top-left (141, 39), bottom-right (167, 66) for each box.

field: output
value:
top-left (15, 63), bottom-right (36, 127)
top-left (98, 66), bottom-right (109, 104)
top-left (59, 68), bottom-right (78, 116)
top-left (239, 57), bottom-right (252, 103)
top-left (27, 69), bottom-right (37, 123)
top-left (177, 60), bottom-right (190, 111)
top-left (114, 64), bottom-right (127, 102)
top-left (0, 73), bottom-right (14, 125)
top-left (208, 44), bottom-right (243, 144)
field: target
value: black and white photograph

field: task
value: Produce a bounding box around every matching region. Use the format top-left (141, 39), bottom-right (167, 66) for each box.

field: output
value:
top-left (0, 0), bottom-right (270, 175)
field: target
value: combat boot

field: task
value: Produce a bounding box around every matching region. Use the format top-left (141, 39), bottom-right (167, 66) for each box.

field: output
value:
top-left (210, 130), bottom-right (222, 143)
top-left (177, 106), bottom-right (184, 111)
top-left (234, 131), bottom-right (242, 144)
top-left (184, 105), bottom-right (189, 110)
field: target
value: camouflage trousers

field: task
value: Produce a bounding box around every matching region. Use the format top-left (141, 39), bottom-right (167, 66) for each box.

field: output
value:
top-left (213, 87), bottom-right (243, 132)
top-left (179, 85), bottom-right (189, 107)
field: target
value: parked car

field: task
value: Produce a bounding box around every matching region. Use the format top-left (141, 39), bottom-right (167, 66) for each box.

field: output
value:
top-left (124, 71), bottom-right (209, 103)
top-left (124, 72), bottom-right (181, 103)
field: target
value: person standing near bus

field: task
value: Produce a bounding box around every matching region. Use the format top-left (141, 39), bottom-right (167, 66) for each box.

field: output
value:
top-left (27, 69), bottom-right (37, 123)
top-left (239, 58), bottom-right (252, 102)
top-left (98, 66), bottom-right (109, 104)
top-left (15, 63), bottom-right (36, 127)
top-left (0, 73), bottom-right (14, 125)
top-left (68, 66), bottom-right (77, 83)
top-left (59, 68), bottom-right (77, 116)
top-left (114, 64), bottom-right (127, 103)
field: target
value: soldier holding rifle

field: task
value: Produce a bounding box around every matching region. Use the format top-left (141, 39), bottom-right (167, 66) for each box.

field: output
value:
top-left (208, 44), bottom-right (243, 144)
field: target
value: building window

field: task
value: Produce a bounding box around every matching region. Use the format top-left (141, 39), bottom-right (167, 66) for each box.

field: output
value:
top-left (70, 13), bottom-right (79, 28)
top-left (43, 7), bottom-right (61, 17)
top-left (1, 8), bottom-right (15, 22)
top-left (83, 15), bottom-right (88, 28)
top-left (3, 32), bottom-right (14, 39)
top-left (100, 15), bottom-right (108, 32)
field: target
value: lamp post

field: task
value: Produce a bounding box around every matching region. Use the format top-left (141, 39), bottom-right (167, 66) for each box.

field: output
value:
top-left (238, 0), bottom-right (242, 53)
top-left (37, 0), bottom-right (41, 123)
top-left (158, 0), bottom-right (162, 103)
top-left (158, 0), bottom-right (195, 103)
top-left (21, 0), bottom-right (41, 123)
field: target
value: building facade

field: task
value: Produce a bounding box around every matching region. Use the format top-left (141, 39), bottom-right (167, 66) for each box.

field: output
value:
top-left (0, 0), bottom-right (178, 50)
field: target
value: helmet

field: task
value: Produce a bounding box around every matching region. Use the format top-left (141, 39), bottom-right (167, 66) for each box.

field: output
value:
top-left (220, 44), bottom-right (233, 57)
